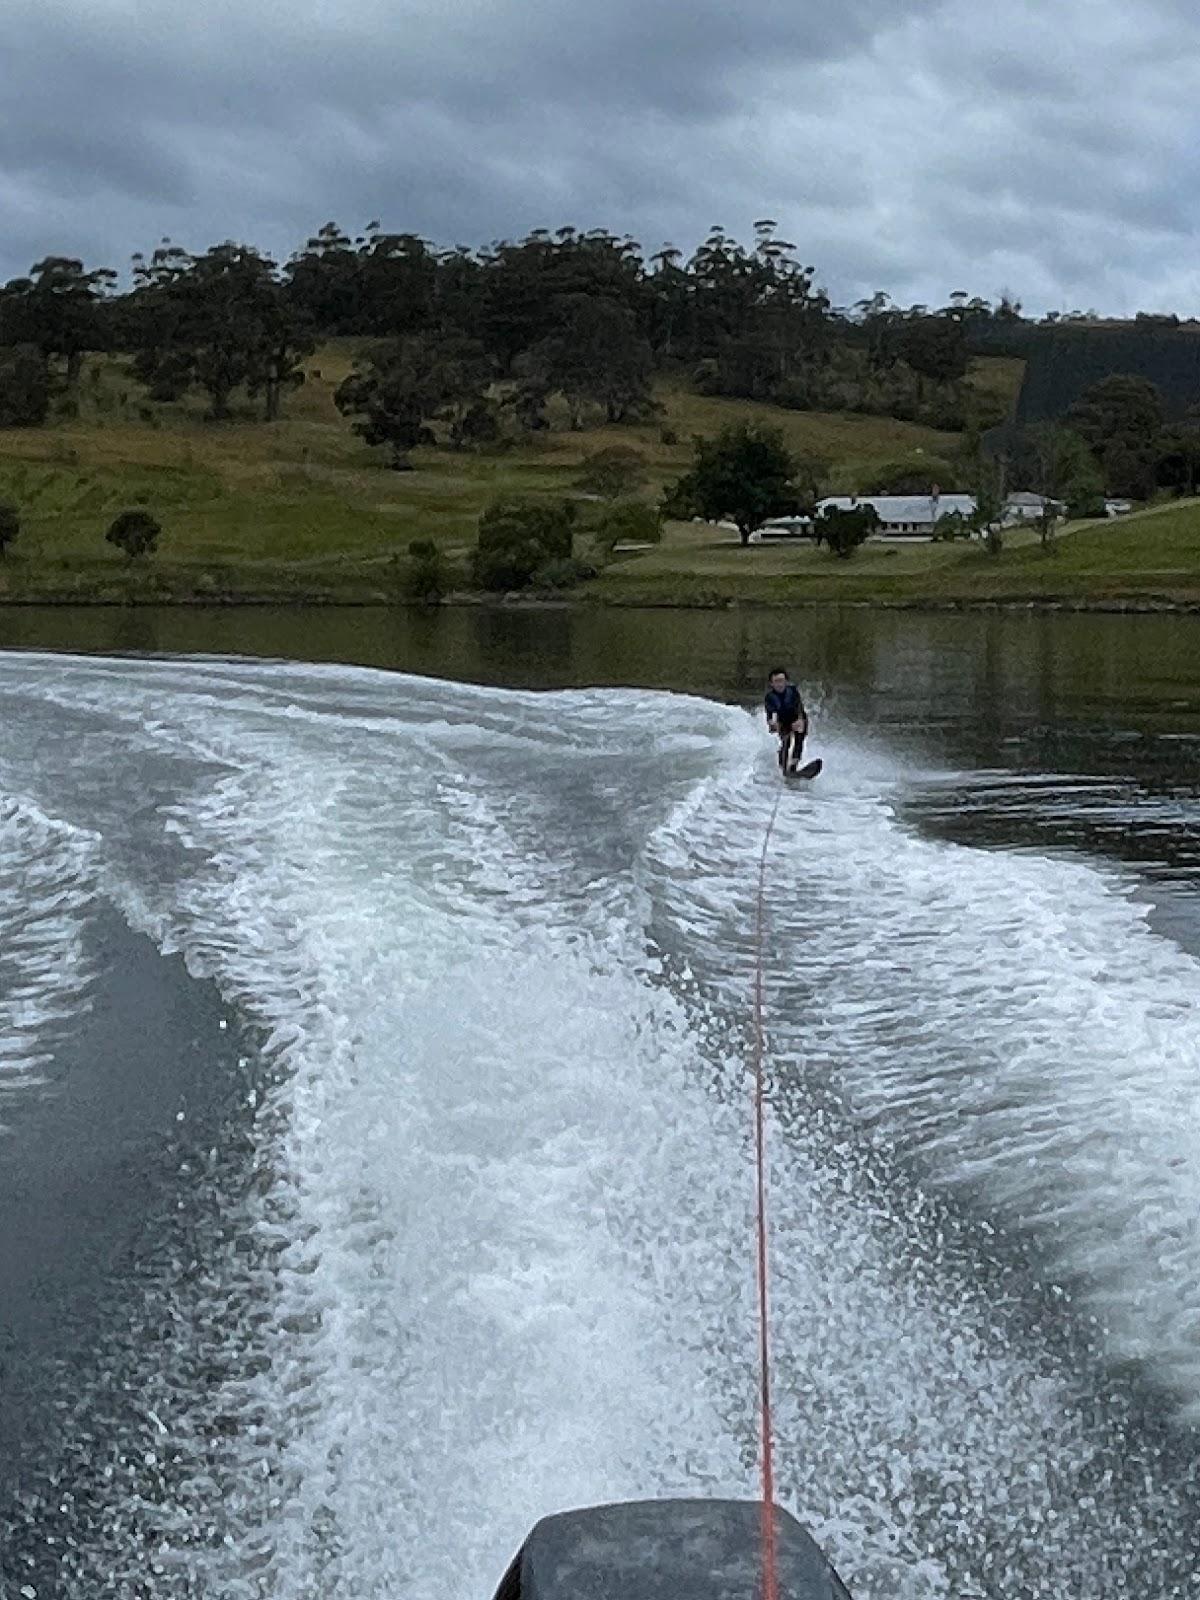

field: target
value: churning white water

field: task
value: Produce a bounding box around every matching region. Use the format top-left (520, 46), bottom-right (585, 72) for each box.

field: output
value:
top-left (0, 653), bottom-right (1198, 1599)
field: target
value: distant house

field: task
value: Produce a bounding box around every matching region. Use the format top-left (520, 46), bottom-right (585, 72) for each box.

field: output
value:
top-left (817, 493), bottom-right (976, 537)
top-left (742, 488), bottom-right (1097, 547)
top-left (1002, 491), bottom-right (1064, 525)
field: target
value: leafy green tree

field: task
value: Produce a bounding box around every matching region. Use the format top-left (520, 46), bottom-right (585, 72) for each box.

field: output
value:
top-left (896, 315), bottom-right (968, 385)
top-left (967, 455), bottom-right (1006, 557)
top-left (647, 245), bottom-right (690, 359)
top-left (591, 500), bottom-right (663, 555)
top-left (0, 345), bottom-right (52, 426)
top-left (1017, 424), bottom-right (1105, 536)
top-left (1067, 374), bottom-right (1164, 454)
top-left (664, 423), bottom-right (799, 545)
top-left (106, 509), bottom-right (161, 560)
top-left (335, 332), bottom-right (495, 468)
top-left (478, 228), bottom-right (647, 372)
top-left (247, 282), bottom-right (316, 422)
top-left (182, 247), bottom-right (268, 419)
top-left (126, 244), bottom-right (196, 400)
top-left (519, 297), bottom-right (655, 428)
top-left (0, 502), bottom-right (19, 557)
top-left (932, 511), bottom-right (969, 542)
top-left (452, 397), bottom-right (502, 449)
top-left (0, 257), bottom-right (116, 387)
top-left (1063, 481), bottom-right (1107, 519)
top-left (818, 503), bottom-right (880, 559)
top-left (128, 243), bottom-right (312, 421)
top-left (575, 445), bottom-right (648, 500)
top-left (284, 222), bottom-right (361, 332)
top-left (684, 222), bottom-right (831, 397)
top-left (1156, 411), bottom-right (1200, 497)
top-left (1066, 375), bottom-right (1164, 498)
top-left (684, 226), bottom-right (759, 351)
top-left (354, 226), bottom-right (438, 338)
top-left (335, 358), bottom-right (426, 469)
top-left (471, 498), bottom-right (576, 590)
top-left (402, 538), bottom-right (447, 602)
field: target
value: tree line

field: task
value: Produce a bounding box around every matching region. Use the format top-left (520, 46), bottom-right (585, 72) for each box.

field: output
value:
top-left (4, 224), bottom-right (1200, 513)
top-left (0, 222), bottom-right (1041, 445)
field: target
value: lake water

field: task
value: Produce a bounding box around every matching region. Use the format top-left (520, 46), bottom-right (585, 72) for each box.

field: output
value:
top-left (1, 605), bottom-right (1198, 1599)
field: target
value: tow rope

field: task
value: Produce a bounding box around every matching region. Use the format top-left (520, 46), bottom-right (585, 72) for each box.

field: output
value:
top-left (751, 789), bottom-right (785, 1600)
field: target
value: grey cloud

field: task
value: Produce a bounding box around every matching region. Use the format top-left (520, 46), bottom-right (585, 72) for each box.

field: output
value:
top-left (0, 0), bottom-right (1198, 315)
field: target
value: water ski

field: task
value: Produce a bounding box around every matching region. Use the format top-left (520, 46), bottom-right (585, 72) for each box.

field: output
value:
top-left (788, 757), bottom-right (823, 781)
top-left (492, 1499), bottom-right (853, 1600)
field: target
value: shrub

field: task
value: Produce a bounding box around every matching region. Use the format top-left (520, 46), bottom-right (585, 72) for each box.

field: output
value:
top-left (470, 497), bottom-right (576, 591)
top-left (531, 556), bottom-right (596, 590)
top-left (1066, 489), bottom-right (1107, 519)
top-left (106, 508), bottom-right (162, 561)
top-left (0, 502), bottom-right (18, 558)
top-left (932, 511), bottom-right (970, 542)
top-left (592, 500), bottom-right (663, 554)
top-left (402, 538), bottom-right (447, 603)
top-left (575, 445), bottom-right (647, 501)
top-left (819, 503), bottom-right (880, 559)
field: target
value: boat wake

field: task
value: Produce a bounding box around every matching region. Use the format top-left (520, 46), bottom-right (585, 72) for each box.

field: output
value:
top-left (0, 654), bottom-right (1197, 1599)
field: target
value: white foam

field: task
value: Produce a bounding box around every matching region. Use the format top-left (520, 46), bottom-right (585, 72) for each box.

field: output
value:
top-left (1, 653), bottom-right (1197, 1598)
top-left (0, 794), bottom-right (99, 1123)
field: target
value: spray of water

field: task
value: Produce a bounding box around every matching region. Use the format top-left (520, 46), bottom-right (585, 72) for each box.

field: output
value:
top-left (0, 655), bottom-right (1197, 1599)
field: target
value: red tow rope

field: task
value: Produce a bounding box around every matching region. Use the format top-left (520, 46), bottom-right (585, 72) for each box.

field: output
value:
top-left (751, 791), bottom-right (784, 1600)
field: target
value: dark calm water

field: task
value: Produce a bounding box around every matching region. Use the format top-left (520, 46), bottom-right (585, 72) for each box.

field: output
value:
top-left (1, 604), bottom-right (1198, 1599)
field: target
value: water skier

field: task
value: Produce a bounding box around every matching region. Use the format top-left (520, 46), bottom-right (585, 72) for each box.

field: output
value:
top-left (764, 667), bottom-right (809, 775)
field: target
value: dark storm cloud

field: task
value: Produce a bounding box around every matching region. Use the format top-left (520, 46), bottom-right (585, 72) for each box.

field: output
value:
top-left (2, 0), bottom-right (1200, 311)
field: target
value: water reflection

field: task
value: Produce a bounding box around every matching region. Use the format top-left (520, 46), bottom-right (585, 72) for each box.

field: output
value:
top-left (1, 602), bottom-right (1198, 747)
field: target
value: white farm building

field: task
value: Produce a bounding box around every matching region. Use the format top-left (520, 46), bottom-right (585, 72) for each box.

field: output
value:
top-left (746, 490), bottom-right (1079, 544)
top-left (817, 493), bottom-right (977, 537)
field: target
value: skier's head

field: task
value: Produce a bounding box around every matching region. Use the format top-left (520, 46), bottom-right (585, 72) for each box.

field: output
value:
top-left (768, 667), bottom-right (789, 691)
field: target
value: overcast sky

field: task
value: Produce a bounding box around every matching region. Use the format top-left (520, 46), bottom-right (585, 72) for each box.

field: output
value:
top-left (3, 0), bottom-right (1198, 314)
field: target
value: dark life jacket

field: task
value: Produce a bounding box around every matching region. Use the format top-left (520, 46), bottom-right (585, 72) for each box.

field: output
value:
top-left (764, 684), bottom-right (803, 725)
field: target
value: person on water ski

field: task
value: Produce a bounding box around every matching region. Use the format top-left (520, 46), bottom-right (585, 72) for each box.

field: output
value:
top-left (764, 667), bottom-right (808, 773)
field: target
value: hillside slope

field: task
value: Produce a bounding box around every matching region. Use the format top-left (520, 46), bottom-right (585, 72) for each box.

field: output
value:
top-left (0, 345), bottom-right (1012, 602)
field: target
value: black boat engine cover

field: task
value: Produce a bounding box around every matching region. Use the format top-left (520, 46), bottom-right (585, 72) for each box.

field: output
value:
top-left (492, 1499), bottom-right (853, 1600)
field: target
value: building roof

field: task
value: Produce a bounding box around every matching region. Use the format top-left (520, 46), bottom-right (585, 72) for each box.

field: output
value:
top-left (818, 494), bottom-right (975, 523)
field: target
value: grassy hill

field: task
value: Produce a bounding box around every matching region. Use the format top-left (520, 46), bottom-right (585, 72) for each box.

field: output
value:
top-left (0, 343), bottom-right (1012, 603)
top-left (19, 342), bottom-right (1196, 610)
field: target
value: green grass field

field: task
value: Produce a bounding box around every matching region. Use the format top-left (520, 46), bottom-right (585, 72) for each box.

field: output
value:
top-left (0, 343), bottom-right (1193, 608)
top-left (0, 342), bottom-right (997, 601)
top-left (591, 499), bottom-right (1200, 607)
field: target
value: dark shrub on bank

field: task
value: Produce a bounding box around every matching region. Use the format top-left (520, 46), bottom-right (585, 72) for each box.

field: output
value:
top-left (106, 508), bottom-right (162, 560)
top-left (0, 502), bottom-right (18, 557)
top-left (471, 497), bottom-right (576, 591)
top-left (531, 556), bottom-right (596, 590)
top-left (403, 538), bottom-right (446, 602)
top-left (820, 503), bottom-right (880, 559)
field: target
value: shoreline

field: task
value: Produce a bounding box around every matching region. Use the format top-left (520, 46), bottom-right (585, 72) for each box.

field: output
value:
top-left (0, 588), bottom-right (1198, 615)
